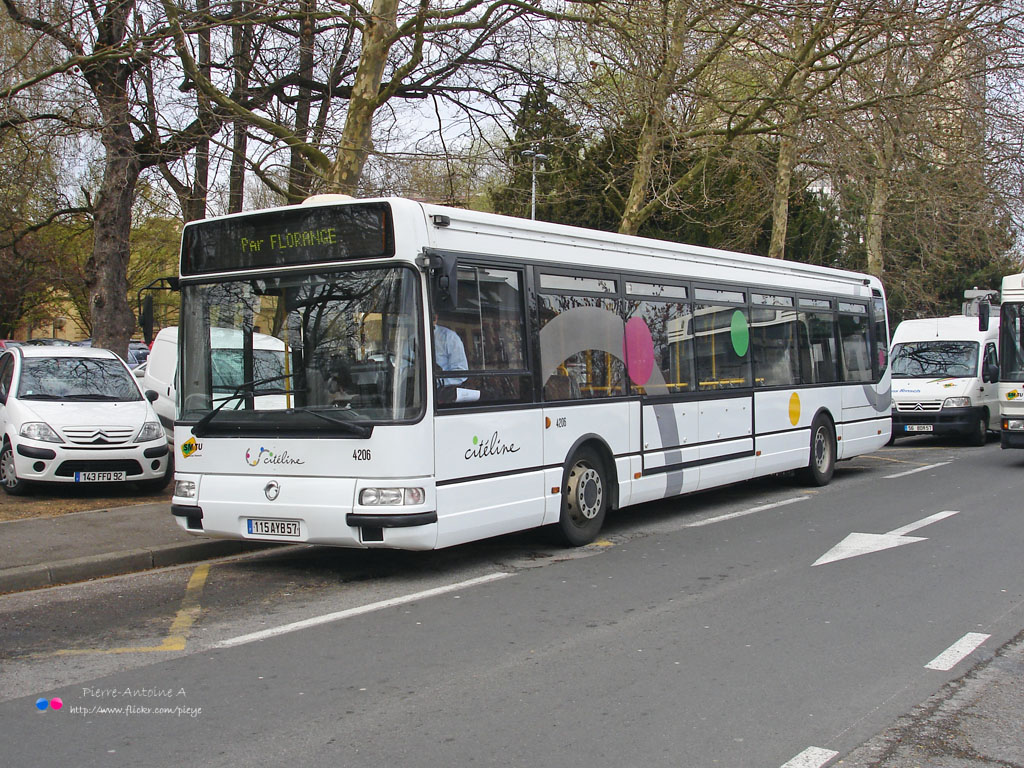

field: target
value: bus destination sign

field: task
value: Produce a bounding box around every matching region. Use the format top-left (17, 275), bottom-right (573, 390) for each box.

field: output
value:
top-left (182, 201), bottom-right (394, 276)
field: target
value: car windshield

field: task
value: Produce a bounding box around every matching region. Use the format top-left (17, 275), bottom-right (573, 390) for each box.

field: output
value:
top-left (890, 341), bottom-right (979, 378)
top-left (179, 266), bottom-right (424, 433)
top-left (17, 357), bottom-right (142, 401)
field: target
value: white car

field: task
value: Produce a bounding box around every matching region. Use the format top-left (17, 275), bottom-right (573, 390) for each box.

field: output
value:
top-left (0, 346), bottom-right (171, 495)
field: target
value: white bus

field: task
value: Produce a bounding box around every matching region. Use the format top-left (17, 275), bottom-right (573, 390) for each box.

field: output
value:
top-left (168, 195), bottom-right (891, 549)
top-left (999, 274), bottom-right (1024, 447)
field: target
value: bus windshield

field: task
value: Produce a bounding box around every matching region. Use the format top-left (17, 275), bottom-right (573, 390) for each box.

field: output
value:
top-left (179, 266), bottom-right (424, 432)
top-left (890, 341), bottom-right (978, 378)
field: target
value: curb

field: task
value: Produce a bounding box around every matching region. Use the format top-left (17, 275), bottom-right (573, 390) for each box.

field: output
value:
top-left (0, 539), bottom-right (281, 595)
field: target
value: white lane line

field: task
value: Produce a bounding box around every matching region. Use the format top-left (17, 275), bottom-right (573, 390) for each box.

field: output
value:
top-left (925, 632), bottom-right (991, 671)
top-left (781, 746), bottom-right (839, 768)
top-left (883, 461), bottom-right (952, 479)
top-left (216, 572), bottom-right (512, 649)
top-left (684, 496), bottom-right (809, 528)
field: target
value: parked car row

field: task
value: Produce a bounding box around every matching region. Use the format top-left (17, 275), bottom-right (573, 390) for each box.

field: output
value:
top-left (0, 345), bottom-right (171, 496)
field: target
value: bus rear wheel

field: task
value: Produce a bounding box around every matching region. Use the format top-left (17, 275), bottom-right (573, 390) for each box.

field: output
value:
top-left (558, 447), bottom-right (608, 546)
top-left (799, 416), bottom-right (836, 487)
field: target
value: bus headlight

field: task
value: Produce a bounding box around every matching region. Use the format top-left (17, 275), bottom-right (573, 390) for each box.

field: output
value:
top-left (174, 479), bottom-right (198, 499)
top-left (359, 487), bottom-right (425, 506)
top-left (942, 397), bottom-right (971, 409)
top-left (1004, 418), bottom-right (1024, 431)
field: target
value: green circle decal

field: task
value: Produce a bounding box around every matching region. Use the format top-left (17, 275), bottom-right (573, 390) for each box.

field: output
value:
top-left (730, 310), bottom-right (749, 356)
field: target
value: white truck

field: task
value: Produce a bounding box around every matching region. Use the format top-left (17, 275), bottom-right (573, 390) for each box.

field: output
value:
top-left (889, 304), bottom-right (999, 446)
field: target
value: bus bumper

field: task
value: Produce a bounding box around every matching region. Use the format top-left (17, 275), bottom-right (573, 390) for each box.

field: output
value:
top-left (171, 473), bottom-right (439, 550)
top-left (1000, 419), bottom-right (1024, 448)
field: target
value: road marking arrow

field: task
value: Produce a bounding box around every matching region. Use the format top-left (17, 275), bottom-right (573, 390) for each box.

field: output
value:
top-left (812, 510), bottom-right (959, 566)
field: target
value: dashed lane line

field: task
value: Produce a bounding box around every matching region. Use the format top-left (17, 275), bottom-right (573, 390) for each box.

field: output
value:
top-left (925, 632), bottom-right (991, 671)
top-left (780, 746), bottom-right (838, 768)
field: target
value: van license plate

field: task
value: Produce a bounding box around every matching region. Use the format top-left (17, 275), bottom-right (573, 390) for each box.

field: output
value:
top-left (75, 471), bottom-right (127, 482)
top-left (905, 425), bottom-right (933, 432)
top-left (247, 518), bottom-right (301, 537)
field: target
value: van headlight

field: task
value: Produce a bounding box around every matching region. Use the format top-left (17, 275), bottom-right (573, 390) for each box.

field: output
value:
top-left (135, 422), bottom-right (163, 443)
top-left (942, 397), bottom-right (972, 409)
top-left (359, 487), bottom-right (425, 506)
top-left (19, 422), bottom-right (62, 442)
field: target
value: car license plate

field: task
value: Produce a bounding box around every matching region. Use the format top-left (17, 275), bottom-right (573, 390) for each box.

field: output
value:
top-left (247, 518), bottom-right (301, 538)
top-left (74, 471), bottom-right (127, 482)
top-left (905, 424), bottom-right (933, 432)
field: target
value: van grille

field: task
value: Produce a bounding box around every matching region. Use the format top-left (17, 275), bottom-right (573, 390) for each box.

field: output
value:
top-left (895, 401), bottom-right (942, 413)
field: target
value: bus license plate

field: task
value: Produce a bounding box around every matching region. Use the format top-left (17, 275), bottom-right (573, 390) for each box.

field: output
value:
top-left (905, 425), bottom-right (933, 432)
top-left (75, 471), bottom-right (127, 482)
top-left (247, 518), bottom-right (301, 538)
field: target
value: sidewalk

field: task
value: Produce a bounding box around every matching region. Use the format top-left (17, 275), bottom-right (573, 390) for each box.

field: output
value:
top-left (0, 502), bottom-right (277, 594)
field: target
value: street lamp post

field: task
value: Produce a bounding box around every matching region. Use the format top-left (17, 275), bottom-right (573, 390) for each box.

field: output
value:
top-left (521, 149), bottom-right (548, 220)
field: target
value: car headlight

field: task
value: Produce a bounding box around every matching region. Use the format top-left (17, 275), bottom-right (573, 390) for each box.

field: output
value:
top-left (135, 421), bottom-right (164, 443)
top-left (942, 397), bottom-right (972, 408)
top-left (359, 487), bottom-right (425, 506)
top-left (19, 422), bottom-right (62, 443)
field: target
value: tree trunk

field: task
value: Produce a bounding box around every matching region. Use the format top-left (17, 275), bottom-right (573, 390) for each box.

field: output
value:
top-left (228, 1), bottom-right (254, 213)
top-left (768, 133), bottom-right (796, 259)
top-left (288, 0), bottom-right (317, 203)
top-left (188, 0), bottom-right (212, 222)
top-left (865, 173), bottom-right (889, 279)
top-left (326, 0), bottom-right (399, 194)
top-left (87, 131), bottom-right (139, 359)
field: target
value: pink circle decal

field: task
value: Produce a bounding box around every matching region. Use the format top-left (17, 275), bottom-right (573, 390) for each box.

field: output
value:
top-left (624, 317), bottom-right (655, 385)
top-left (50, 698), bottom-right (63, 710)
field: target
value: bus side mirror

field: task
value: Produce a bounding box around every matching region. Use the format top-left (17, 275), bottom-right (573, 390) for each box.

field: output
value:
top-left (979, 303), bottom-right (990, 332)
top-left (984, 362), bottom-right (999, 384)
top-left (425, 252), bottom-right (458, 313)
top-left (139, 295), bottom-right (155, 345)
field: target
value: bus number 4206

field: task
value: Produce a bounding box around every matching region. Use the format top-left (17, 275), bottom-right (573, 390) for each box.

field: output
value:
top-left (352, 449), bottom-right (371, 461)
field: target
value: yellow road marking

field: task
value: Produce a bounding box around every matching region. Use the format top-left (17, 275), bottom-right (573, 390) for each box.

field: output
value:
top-left (590, 539), bottom-right (615, 548)
top-left (54, 564), bottom-right (210, 656)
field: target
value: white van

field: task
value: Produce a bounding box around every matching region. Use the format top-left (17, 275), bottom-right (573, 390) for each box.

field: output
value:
top-left (889, 314), bottom-right (1000, 445)
top-left (143, 327), bottom-right (289, 444)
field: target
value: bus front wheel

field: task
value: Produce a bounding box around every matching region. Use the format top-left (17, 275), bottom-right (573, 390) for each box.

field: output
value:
top-left (558, 447), bottom-right (608, 546)
top-left (800, 416), bottom-right (836, 487)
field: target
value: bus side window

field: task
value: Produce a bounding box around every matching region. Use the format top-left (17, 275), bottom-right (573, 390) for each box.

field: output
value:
top-left (437, 265), bottom-right (531, 407)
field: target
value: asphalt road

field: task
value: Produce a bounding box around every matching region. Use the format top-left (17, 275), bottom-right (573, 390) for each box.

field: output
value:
top-left (3, 437), bottom-right (1023, 768)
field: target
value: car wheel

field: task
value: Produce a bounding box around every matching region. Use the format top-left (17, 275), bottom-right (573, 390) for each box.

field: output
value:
top-left (557, 447), bottom-right (608, 546)
top-left (1, 441), bottom-right (31, 496)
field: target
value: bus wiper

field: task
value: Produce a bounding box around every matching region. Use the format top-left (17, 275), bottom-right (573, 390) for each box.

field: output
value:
top-left (287, 407), bottom-right (373, 438)
top-left (191, 373), bottom-right (296, 437)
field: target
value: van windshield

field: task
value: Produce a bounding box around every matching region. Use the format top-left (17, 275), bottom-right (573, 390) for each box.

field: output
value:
top-left (890, 341), bottom-right (978, 378)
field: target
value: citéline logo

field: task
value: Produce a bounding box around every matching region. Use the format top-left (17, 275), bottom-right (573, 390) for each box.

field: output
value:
top-left (36, 697), bottom-right (63, 711)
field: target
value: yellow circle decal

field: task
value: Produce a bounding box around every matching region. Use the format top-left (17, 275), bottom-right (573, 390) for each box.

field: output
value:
top-left (788, 392), bottom-right (801, 426)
